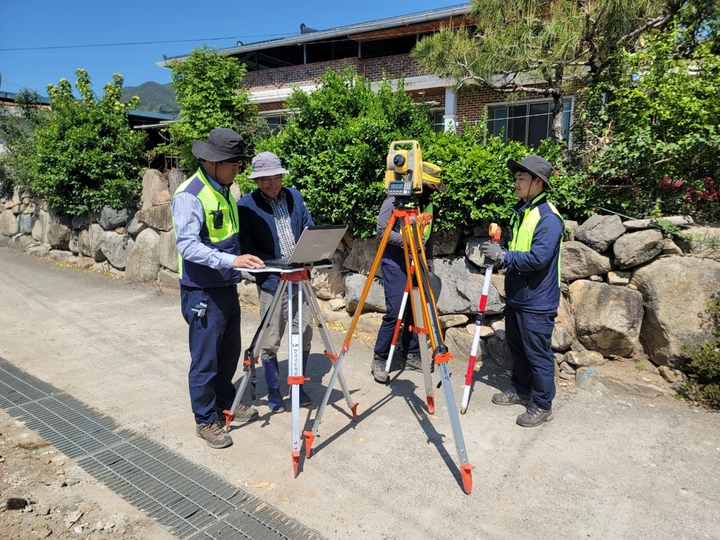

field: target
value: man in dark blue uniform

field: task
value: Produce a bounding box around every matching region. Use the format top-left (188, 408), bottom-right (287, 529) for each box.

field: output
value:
top-left (172, 129), bottom-right (265, 449)
top-left (371, 162), bottom-right (445, 383)
top-left (481, 155), bottom-right (564, 427)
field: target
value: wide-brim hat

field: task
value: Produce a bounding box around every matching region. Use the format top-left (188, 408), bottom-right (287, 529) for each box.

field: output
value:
top-left (507, 155), bottom-right (554, 190)
top-left (249, 151), bottom-right (289, 179)
top-left (421, 161), bottom-right (447, 192)
top-left (192, 128), bottom-right (249, 162)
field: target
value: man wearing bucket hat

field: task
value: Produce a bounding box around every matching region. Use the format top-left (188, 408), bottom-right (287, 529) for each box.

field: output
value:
top-left (237, 152), bottom-right (315, 414)
top-left (371, 162), bottom-right (446, 383)
top-left (172, 128), bottom-right (266, 449)
top-left (480, 154), bottom-right (564, 427)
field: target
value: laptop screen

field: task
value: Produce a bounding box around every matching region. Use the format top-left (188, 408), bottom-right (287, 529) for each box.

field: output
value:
top-left (275, 225), bottom-right (347, 265)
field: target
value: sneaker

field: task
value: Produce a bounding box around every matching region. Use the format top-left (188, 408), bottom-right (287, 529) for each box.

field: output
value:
top-left (516, 400), bottom-right (554, 427)
top-left (371, 354), bottom-right (388, 383)
top-left (491, 390), bottom-right (531, 406)
top-left (195, 420), bottom-right (233, 449)
top-left (228, 404), bottom-right (260, 424)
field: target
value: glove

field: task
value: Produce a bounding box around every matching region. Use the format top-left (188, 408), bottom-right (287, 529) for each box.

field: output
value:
top-left (480, 241), bottom-right (505, 269)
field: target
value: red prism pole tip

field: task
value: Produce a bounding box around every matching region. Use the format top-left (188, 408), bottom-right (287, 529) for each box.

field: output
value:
top-left (350, 402), bottom-right (359, 422)
top-left (426, 395), bottom-right (435, 415)
top-left (461, 463), bottom-right (475, 494)
top-left (303, 431), bottom-right (315, 458)
top-left (292, 451), bottom-right (300, 477)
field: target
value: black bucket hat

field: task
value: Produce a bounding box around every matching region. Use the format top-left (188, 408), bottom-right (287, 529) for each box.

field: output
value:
top-left (507, 155), bottom-right (554, 190)
top-left (192, 128), bottom-right (249, 162)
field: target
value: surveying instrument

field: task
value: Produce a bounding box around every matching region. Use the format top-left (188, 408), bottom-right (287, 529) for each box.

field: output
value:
top-left (307, 140), bottom-right (475, 494)
top-left (223, 258), bottom-right (358, 477)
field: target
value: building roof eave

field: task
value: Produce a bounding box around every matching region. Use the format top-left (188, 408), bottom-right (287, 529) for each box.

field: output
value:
top-left (156, 4), bottom-right (469, 68)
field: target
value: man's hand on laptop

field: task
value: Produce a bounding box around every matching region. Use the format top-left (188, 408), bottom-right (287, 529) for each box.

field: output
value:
top-left (232, 254), bottom-right (265, 269)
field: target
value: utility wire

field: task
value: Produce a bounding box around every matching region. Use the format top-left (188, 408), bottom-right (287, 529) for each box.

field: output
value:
top-left (0, 33), bottom-right (292, 52)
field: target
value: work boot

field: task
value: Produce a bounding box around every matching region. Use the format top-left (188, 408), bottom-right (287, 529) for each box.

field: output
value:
top-left (516, 400), bottom-right (554, 427)
top-left (227, 404), bottom-right (260, 424)
top-left (491, 390), bottom-right (531, 406)
top-left (262, 356), bottom-right (286, 413)
top-left (371, 354), bottom-right (389, 383)
top-left (215, 404), bottom-right (259, 431)
top-left (404, 352), bottom-right (435, 373)
top-left (195, 419), bottom-right (233, 449)
top-left (404, 352), bottom-right (423, 371)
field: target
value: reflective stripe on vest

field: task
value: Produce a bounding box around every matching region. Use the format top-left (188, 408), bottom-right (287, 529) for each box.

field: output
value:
top-left (509, 197), bottom-right (563, 284)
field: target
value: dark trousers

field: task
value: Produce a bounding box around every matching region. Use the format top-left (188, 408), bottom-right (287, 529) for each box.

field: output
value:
top-left (504, 303), bottom-right (557, 410)
top-left (374, 260), bottom-right (419, 360)
top-left (180, 285), bottom-right (241, 424)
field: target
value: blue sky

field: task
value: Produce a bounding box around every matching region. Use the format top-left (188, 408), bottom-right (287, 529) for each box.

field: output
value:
top-left (0, 1), bottom-right (465, 97)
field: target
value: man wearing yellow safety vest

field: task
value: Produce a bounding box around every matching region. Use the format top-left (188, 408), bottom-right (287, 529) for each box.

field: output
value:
top-left (172, 129), bottom-right (266, 449)
top-left (481, 155), bottom-right (564, 427)
top-left (371, 162), bottom-right (446, 383)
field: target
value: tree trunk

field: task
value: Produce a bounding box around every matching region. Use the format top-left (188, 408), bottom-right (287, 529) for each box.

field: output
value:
top-left (550, 65), bottom-right (565, 144)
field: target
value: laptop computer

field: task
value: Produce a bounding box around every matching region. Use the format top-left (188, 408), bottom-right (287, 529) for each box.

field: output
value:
top-left (264, 225), bottom-right (347, 268)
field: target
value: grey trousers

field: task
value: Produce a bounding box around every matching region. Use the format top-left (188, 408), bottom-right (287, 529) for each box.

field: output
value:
top-left (257, 285), bottom-right (313, 359)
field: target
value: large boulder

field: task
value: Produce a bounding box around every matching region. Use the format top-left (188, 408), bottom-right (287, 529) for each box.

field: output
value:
top-left (575, 214), bottom-right (626, 253)
top-left (613, 229), bottom-right (664, 269)
top-left (77, 223), bottom-right (106, 261)
top-left (0, 209), bottom-right (19, 237)
top-left (561, 241), bottom-right (613, 281)
top-left (135, 203), bottom-right (173, 232)
top-left (158, 230), bottom-right (178, 272)
top-left (46, 212), bottom-right (71, 249)
top-left (433, 256), bottom-right (504, 315)
top-left (98, 206), bottom-right (131, 231)
top-left (632, 256), bottom-right (720, 368)
top-left (140, 169), bottom-right (171, 211)
top-left (311, 249), bottom-right (346, 300)
top-left (552, 295), bottom-right (575, 352)
top-left (100, 231), bottom-right (135, 270)
top-left (125, 228), bottom-right (161, 282)
top-left (344, 273), bottom-right (385, 313)
top-left (568, 280), bottom-right (644, 357)
top-left (343, 238), bottom-right (382, 277)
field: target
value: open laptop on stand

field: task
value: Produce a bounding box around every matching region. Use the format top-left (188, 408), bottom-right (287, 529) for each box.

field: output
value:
top-left (264, 225), bottom-right (347, 268)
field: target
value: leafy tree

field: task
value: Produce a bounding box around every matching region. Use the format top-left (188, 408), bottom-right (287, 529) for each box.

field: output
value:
top-left (412, 0), bottom-right (691, 145)
top-left (29, 70), bottom-right (146, 215)
top-left (582, 17), bottom-right (720, 221)
top-left (0, 89), bottom-right (49, 193)
top-left (252, 67), bottom-right (434, 238)
top-left (163, 45), bottom-right (266, 172)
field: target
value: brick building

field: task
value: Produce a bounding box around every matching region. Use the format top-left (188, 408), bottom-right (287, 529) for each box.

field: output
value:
top-left (160, 4), bottom-right (574, 148)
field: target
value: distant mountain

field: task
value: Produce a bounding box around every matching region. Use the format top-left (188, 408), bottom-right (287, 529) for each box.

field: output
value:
top-left (122, 81), bottom-right (179, 115)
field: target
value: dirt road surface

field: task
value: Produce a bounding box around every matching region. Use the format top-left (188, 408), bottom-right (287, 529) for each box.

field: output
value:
top-left (1, 247), bottom-right (719, 539)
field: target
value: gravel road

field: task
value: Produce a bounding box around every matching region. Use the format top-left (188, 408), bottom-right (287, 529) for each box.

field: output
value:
top-left (1, 247), bottom-right (719, 539)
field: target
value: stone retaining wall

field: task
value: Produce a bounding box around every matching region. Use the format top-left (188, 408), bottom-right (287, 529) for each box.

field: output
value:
top-left (2, 170), bottom-right (719, 399)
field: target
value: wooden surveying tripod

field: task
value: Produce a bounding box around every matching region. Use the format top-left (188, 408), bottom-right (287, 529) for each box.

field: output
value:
top-left (305, 200), bottom-right (475, 494)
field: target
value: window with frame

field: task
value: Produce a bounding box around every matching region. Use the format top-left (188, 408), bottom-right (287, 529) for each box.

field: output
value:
top-left (262, 114), bottom-right (287, 135)
top-left (430, 109), bottom-right (445, 133)
top-left (487, 98), bottom-right (573, 148)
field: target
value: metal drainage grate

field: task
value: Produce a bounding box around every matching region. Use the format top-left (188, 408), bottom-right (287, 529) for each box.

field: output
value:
top-left (0, 357), bottom-right (325, 540)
